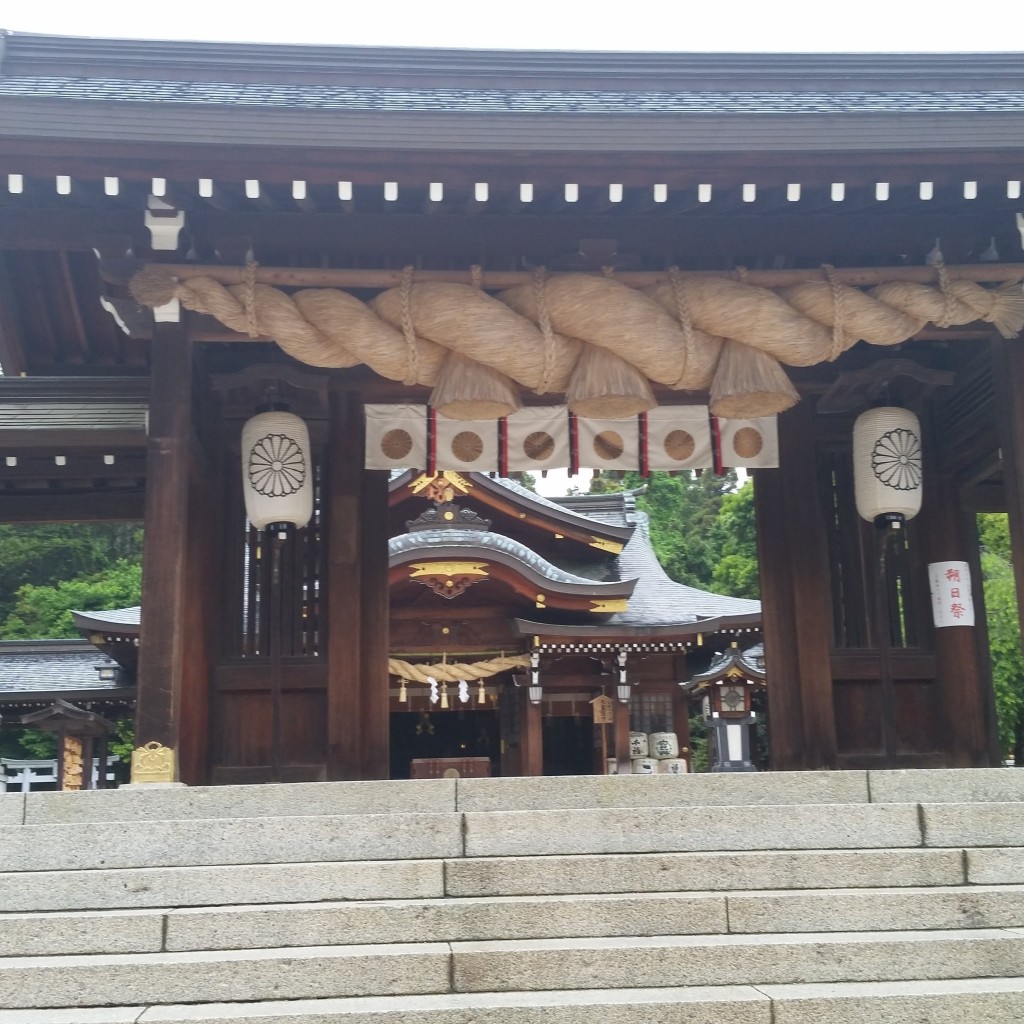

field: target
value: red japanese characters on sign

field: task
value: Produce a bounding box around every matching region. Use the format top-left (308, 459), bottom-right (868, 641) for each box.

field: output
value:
top-left (927, 560), bottom-right (975, 628)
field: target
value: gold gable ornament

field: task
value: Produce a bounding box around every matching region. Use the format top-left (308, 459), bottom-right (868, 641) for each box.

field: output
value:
top-left (130, 741), bottom-right (177, 784)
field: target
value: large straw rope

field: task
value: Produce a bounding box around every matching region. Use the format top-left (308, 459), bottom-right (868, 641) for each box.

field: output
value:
top-left (388, 654), bottom-right (530, 683)
top-left (130, 264), bottom-right (1024, 415)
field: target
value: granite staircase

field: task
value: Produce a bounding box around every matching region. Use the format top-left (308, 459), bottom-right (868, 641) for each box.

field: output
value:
top-left (3, 769), bottom-right (1024, 1023)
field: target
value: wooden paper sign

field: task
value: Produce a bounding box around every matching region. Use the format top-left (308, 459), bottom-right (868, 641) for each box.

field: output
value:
top-left (928, 560), bottom-right (975, 627)
top-left (591, 694), bottom-right (615, 725)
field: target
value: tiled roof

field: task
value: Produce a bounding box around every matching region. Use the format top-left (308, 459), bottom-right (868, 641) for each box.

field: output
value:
top-left (0, 641), bottom-right (124, 696)
top-left (389, 529), bottom-right (635, 592)
top-left (603, 511), bottom-right (760, 627)
top-left (2, 77), bottom-right (1023, 115)
top-left (72, 606), bottom-right (140, 629)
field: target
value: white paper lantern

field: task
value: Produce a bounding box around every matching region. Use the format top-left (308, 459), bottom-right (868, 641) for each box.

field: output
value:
top-left (853, 407), bottom-right (923, 527)
top-left (241, 411), bottom-right (314, 530)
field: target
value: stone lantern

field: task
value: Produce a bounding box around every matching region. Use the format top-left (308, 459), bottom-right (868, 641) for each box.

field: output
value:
top-left (682, 643), bottom-right (766, 772)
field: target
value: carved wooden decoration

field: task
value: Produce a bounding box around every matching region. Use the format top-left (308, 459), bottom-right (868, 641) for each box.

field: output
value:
top-left (409, 560), bottom-right (489, 599)
top-left (61, 735), bottom-right (84, 791)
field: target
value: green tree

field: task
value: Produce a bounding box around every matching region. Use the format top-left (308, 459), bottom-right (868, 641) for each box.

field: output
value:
top-left (2, 560), bottom-right (142, 640)
top-left (710, 481), bottom-right (759, 598)
top-left (591, 471), bottom-right (758, 593)
top-left (0, 523), bottom-right (141, 624)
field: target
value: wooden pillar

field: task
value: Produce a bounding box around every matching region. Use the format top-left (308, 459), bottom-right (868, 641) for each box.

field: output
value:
top-left (326, 391), bottom-right (390, 780)
top-left (613, 697), bottom-right (631, 773)
top-left (359, 469), bottom-right (391, 779)
top-left (671, 660), bottom-right (693, 769)
top-left (133, 317), bottom-right (193, 782)
top-left (327, 392), bottom-right (363, 780)
top-left (521, 690), bottom-right (544, 776)
top-left (916, 463), bottom-right (999, 766)
top-left (176, 412), bottom-right (220, 785)
top-left (754, 401), bottom-right (837, 770)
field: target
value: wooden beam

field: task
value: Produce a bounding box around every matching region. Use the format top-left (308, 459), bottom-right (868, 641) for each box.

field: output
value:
top-left (0, 491), bottom-right (144, 523)
top-left (134, 316), bottom-right (193, 778)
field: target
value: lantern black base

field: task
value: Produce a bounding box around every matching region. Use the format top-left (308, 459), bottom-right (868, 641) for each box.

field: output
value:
top-left (873, 513), bottom-right (905, 530)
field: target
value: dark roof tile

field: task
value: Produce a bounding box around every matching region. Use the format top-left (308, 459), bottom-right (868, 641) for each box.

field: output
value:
top-left (2, 77), bottom-right (1023, 115)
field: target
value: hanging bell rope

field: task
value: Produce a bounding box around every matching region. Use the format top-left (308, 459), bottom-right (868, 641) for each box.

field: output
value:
top-left (387, 654), bottom-right (530, 683)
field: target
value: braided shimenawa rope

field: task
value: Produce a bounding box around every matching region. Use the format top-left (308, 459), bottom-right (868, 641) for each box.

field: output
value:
top-left (388, 654), bottom-right (530, 683)
top-left (533, 267), bottom-right (558, 395)
top-left (243, 260), bottom-right (260, 339)
top-left (399, 265), bottom-right (420, 386)
top-left (822, 264), bottom-right (846, 361)
top-left (934, 262), bottom-right (955, 329)
top-left (668, 265), bottom-right (698, 387)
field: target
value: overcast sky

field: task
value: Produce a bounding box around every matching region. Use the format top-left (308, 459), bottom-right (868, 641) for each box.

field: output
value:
top-left (1, 0), bottom-right (1013, 52)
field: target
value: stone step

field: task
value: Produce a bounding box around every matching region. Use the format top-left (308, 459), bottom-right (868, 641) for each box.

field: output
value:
top-left (0, 858), bottom-right (446, 913)
top-left (5, 930), bottom-right (1024, 1010)
top-left (0, 811), bottom-right (463, 872)
top-left (449, 929), bottom-right (1024, 992)
top-left (462, 802), bottom-right (922, 857)
top-left (7, 800), bottom-right (1021, 875)
top-left (8, 779), bottom-right (457, 826)
top-left (0, 943), bottom-right (452, 1011)
top-left (447, 847), bottom-right (965, 896)
top-left (0, 986), bottom-right (775, 1024)
top-left (9, 884), bottom-right (1024, 957)
top-left (4, 768), bottom-right (1024, 829)
top-left (0, 846), bottom-right (967, 914)
top-left (6, 978), bottom-right (1024, 1024)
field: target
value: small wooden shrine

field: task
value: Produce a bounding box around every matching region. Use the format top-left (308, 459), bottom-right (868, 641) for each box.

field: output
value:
top-left (1, 33), bottom-right (1021, 781)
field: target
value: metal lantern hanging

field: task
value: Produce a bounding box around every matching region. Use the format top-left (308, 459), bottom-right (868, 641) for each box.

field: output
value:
top-left (241, 410), bottom-right (313, 532)
top-left (528, 650), bottom-right (543, 705)
top-left (852, 406), bottom-right (923, 529)
top-left (615, 649), bottom-right (631, 703)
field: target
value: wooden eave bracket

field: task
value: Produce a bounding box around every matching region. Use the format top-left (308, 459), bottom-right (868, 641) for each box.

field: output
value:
top-left (144, 196), bottom-right (185, 252)
top-left (817, 358), bottom-right (955, 414)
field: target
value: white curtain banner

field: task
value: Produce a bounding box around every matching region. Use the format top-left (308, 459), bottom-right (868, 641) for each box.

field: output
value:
top-left (435, 417), bottom-right (499, 472)
top-left (506, 406), bottom-right (569, 472)
top-left (646, 406), bottom-right (713, 471)
top-left (577, 415), bottom-right (640, 471)
top-left (365, 404), bottom-right (426, 470)
top-left (718, 415), bottom-right (779, 469)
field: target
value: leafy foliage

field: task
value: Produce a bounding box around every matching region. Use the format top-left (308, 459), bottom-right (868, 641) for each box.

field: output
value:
top-left (2, 560), bottom-right (142, 640)
top-left (978, 514), bottom-right (1024, 759)
top-left (0, 523), bottom-right (141, 627)
top-left (590, 470), bottom-right (758, 597)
